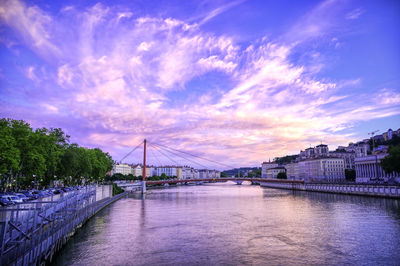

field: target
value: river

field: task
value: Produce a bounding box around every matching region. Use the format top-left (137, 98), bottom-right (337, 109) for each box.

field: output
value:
top-left (51, 182), bottom-right (400, 265)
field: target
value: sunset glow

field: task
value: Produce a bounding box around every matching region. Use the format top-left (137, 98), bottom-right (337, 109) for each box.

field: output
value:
top-left (1, 0), bottom-right (399, 167)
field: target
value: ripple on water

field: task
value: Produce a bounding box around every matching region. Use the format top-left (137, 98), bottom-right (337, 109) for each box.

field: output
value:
top-left (51, 184), bottom-right (400, 266)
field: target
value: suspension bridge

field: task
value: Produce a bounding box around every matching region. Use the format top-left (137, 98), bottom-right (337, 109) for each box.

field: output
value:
top-left (117, 139), bottom-right (303, 193)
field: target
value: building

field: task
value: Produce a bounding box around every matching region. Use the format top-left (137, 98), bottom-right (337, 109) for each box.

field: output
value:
top-left (266, 167), bottom-right (286, 179)
top-left (285, 162), bottom-right (299, 179)
top-left (382, 128), bottom-right (398, 141)
top-left (299, 144), bottom-right (329, 160)
top-left (261, 161), bottom-right (279, 178)
top-left (314, 144), bottom-right (329, 157)
top-left (181, 167), bottom-right (192, 179)
top-left (210, 170), bottom-right (221, 178)
top-left (132, 164), bottom-right (152, 177)
top-left (345, 142), bottom-right (369, 157)
top-left (156, 166), bottom-right (179, 177)
top-left (372, 145), bottom-right (388, 154)
top-left (329, 150), bottom-right (355, 169)
top-left (355, 154), bottom-right (400, 183)
top-left (373, 134), bottom-right (385, 143)
top-left (298, 158), bottom-right (345, 182)
top-left (177, 167), bottom-right (183, 179)
top-left (112, 163), bottom-right (133, 175)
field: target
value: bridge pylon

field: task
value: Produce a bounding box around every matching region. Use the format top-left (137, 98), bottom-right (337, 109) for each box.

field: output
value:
top-left (142, 139), bottom-right (147, 194)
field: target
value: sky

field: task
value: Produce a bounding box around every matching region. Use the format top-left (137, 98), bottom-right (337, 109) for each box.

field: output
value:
top-left (0, 0), bottom-right (399, 169)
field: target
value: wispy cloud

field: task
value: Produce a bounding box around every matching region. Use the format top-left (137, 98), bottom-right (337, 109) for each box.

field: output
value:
top-left (198, 0), bottom-right (245, 25)
top-left (346, 8), bottom-right (364, 20)
top-left (0, 0), bottom-right (399, 167)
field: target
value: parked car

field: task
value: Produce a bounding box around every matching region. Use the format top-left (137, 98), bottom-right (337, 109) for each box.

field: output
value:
top-left (0, 197), bottom-right (14, 206)
top-left (42, 189), bottom-right (54, 196)
top-left (1, 195), bottom-right (24, 204)
top-left (21, 191), bottom-right (38, 200)
top-left (32, 191), bottom-right (48, 198)
top-left (51, 188), bottom-right (61, 194)
top-left (14, 193), bottom-right (30, 202)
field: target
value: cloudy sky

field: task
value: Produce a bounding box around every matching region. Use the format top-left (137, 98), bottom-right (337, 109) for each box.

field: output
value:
top-left (0, 0), bottom-right (399, 169)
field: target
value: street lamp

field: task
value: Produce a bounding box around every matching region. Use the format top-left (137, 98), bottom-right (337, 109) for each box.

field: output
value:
top-left (33, 175), bottom-right (37, 189)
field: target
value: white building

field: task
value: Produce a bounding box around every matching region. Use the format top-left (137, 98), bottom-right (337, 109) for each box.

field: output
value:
top-left (132, 164), bottom-right (152, 177)
top-left (297, 158), bottom-right (345, 182)
top-left (261, 161), bottom-right (279, 178)
top-left (198, 169), bottom-right (208, 179)
top-left (286, 162), bottom-right (299, 179)
top-left (181, 167), bottom-right (195, 179)
top-left (112, 164), bottom-right (133, 175)
top-left (299, 144), bottom-right (329, 160)
top-left (314, 144), bottom-right (329, 157)
top-left (208, 170), bottom-right (221, 178)
top-left (344, 142), bottom-right (369, 157)
top-left (156, 166), bottom-right (178, 177)
top-left (266, 167), bottom-right (286, 179)
top-left (329, 150), bottom-right (355, 169)
top-left (355, 154), bottom-right (400, 183)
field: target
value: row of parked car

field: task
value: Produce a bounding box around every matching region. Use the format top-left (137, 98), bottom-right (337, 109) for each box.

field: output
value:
top-left (0, 186), bottom-right (84, 207)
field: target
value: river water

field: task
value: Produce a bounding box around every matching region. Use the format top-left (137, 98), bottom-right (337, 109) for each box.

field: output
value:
top-left (52, 182), bottom-right (400, 265)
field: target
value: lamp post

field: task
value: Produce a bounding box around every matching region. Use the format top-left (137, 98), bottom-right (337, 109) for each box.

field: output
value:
top-left (33, 175), bottom-right (37, 190)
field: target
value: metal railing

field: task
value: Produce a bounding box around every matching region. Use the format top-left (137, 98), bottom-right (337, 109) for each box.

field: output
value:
top-left (0, 186), bottom-right (121, 265)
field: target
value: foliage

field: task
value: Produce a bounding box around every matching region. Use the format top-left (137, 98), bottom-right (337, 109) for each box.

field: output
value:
top-left (220, 171), bottom-right (227, 177)
top-left (381, 145), bottom-right (400, 175)
top-left (369, 135), bottom-right (400, 150)
top-left (277, 172), bottom-right (287, 179)
top-left (0, 118), bottom-right (113, 191)
top-left (274, 155), bottom-right (298, 165)
top-left (345, 169), bottom-right (356, 182)
top-left (248, 169), bottom-right (261, 178)
top-left (112, 183), bottom-right (124, 196)
top-left (223, 167), bottom-right (260, 177)
top-left (105, 173), bottom-right (177, 182)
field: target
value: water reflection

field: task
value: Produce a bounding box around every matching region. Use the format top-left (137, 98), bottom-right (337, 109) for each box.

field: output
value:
top-left (52, 183), bottom-right (400, 266)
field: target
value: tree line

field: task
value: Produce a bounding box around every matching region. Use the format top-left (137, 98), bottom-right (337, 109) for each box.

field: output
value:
top-left (106, 173), bottom-right (177, 182)
top-left (0, 118), bottom-right (113, 191)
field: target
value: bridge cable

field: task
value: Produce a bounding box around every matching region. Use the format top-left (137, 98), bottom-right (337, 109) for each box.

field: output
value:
top-left (150, 143), bottom-right (210, 169)
top-left (149, 143), bottom-right (209, 169)
top-left (150, 141), bottom-right (235, 169)
top-left (148, 143), bottom-right (181, 166)
top-left (148, 145), bottom-right (163, 167)
top-left (119, 141), bottom-right (144, 163)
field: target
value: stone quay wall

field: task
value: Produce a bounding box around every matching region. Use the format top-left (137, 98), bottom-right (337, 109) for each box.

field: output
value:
top-left (260, 180), bottom-right (400, 198)
top-left (0, 186), bottom-right (126, 266)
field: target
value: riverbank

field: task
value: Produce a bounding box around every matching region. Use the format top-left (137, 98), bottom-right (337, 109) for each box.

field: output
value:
top-left (0, 186), bottom-right (128, 266)
top-left (260, 180), bottom-right (400, 198)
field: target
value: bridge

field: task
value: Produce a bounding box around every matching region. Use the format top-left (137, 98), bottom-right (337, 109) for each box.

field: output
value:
top-left (116, 177), bottom-right (304, 192)
top-left (117, 139), bottom-right (306, 193)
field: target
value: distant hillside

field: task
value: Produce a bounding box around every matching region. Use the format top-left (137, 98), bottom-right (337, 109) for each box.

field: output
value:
top-left (274, 155), bottom-right (298, 164)
top-left (222, 167), bottom-right (261, 177)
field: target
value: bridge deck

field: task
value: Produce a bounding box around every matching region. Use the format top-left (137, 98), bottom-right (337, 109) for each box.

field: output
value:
top-left (145, 178), bottom-right (304, 185)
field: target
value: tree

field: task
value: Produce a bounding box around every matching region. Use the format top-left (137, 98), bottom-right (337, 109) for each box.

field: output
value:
top-left (274, 155), bottom-right (298, 165)
top-left (1, 118), bottom-right (115, 189)
top-left (381, 145), bottom-right (400, 175)
top-left (160, 173), bottom-right (167, 179)
top-left (345, 169), bottom-right (356, 182)
top-left (277, 172), bottom-right (287, 179)
top-left (0, 119), bottom-right (20, 190)
top-left (10, 119), bottom-right (47, 189)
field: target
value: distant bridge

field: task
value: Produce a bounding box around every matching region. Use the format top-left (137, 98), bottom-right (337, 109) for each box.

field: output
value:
top-left (117, 178), bottom-right (304, 191)
top-left (146, 178), bottom-right (304, 185)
